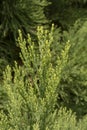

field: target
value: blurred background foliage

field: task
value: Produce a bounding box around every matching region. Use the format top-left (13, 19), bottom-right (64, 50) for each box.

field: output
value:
top-left (0, 0), bottom-right (87, 119)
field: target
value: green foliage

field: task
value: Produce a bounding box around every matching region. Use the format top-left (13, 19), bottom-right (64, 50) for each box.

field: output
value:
top-left (66, 0), bottom-right (87, 6)
top-left (1, 0), bottom-right (87, 127)
top-left (0, 0), bottom-right (50, 38)
top-left (44, 0), bottom-right (87, 118)
top-left (0, 41), bottom-right (15, 81)
top-left (48, 0), bottom-right (87, 29)
top-left (0, 26), bottom-right (71, 129)
top-left (0, 0), bottom-right (50, 81)
top-left (57, 20), bottom-right (87, 117)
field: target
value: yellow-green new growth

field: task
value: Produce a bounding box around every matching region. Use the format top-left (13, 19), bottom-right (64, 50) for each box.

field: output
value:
top-left (1, 26), bottom-right (72, 130)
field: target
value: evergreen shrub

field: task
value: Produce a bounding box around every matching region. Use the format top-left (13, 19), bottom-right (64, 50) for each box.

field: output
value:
top-left (0, 0), bottom-right (50, 81)
top-left (0, 25), bottom-right (72, 130)
top-left (1, 25), bottom-right (87, 130)
top-left (57, 20), bottom-right (87, 118)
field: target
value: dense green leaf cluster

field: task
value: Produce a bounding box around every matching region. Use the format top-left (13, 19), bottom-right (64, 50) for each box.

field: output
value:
top-left (50, 19), bottom-right (87, 118)
top-left (0, 26), bottom-right (71, 130)
top-left (0, 0), bottom-right (50, 80)
top-left (48, 0), bottom-right (87, 29)
top-left (0, 0), bottom-right (87, 127)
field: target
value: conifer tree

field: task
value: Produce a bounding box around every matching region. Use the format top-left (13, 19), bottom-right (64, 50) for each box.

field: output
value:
top-left (57, 20), bottom-right (87, 118)
top-left (1, 24), bottom-right (87, 130)
top-left (0, 0), bottom-right (50, 81)
top-left (0, 25), bottom-right (71, 130)
top-left (48, 0), bottom-right (87, 29)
